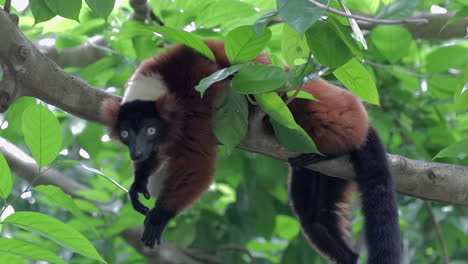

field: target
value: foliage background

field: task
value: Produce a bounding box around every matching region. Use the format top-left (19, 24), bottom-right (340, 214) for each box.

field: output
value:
top-left (0, 0), bottom-right (468, 263)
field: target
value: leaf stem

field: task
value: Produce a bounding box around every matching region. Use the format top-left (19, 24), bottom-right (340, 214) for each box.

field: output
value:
top-left (285, 52), bottom-right (313, 105)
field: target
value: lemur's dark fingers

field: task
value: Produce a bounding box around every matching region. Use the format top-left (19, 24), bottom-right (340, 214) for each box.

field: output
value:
top-left (143, 189), bottom-right (151, 199)
top-left (142, 206), bottom-right (176, 248)
top-left (142, 221), bottom-right (165, 248)
top-left (129, 188), bottom-right (149, 215)
top-left (134, 202), bottom-right (149, 216)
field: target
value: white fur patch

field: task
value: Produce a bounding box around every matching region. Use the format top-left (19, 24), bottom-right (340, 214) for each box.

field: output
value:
top-left (147, 159), bottom-right (170, 198)
top-left (122, 72), bottom-right (168, 103)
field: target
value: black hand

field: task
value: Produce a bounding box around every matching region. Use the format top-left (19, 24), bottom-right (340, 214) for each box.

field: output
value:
top-left (141, 206), bottom-right (176, 248)
top-left (129, 182), bottom-right (150, 215)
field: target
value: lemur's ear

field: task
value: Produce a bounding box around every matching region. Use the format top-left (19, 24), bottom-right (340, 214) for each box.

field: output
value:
top-left (100, 97), bottom-right (121, 132)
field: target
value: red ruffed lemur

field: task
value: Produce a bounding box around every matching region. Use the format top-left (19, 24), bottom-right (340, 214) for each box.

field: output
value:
top-left (101, 40), bottom-right (400, 264)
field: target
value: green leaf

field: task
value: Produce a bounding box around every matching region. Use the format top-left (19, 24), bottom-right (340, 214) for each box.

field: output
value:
top-left (333, 59), bottom-right (379, 105)
top-left (306, 21), bottom-right (352, 68)
top-left (454, 67), bottom-right (468, 113)
top-left (254, 92), bottom-right (297, 129)
top-left (338, 0), bottom-right (367, 50)
top-left (153, 26), bottom-right (215, 61)
top-left (105, 203), bottom-right (145, 236)
top-left (281, 24), bottom-right (306, 66)
top-left (0, 254), bottom-right (27, 264)
top-left (0, 238), bottom-right (66, 264)
top-left (33, 185), bottom-right (91, 225)
top-left (0, 153), bottom-right (12, 200)
top-left (44, 0), bottom-right (82, 21)
top-left (167, 220), bottom-right (197, 247)
top-left (4, 212), bottom-right (107, 264)
top-left (325, 1), bottom-right (349, 25)
top-left (275, 215), bottom-right (300, 240)
top-left (5, 97), bottom-right (36, 130)
top-left (371, 25), bottom-right (412, 63)
top-left (196, 0), bottom-right (257, 28)
top-left (426, 45), bottom-right (468, 73)
top-left (271, 119), bottom-right (319, 153)
top-left (74, 189), bottom-right (111, 203)
top-left (30, 0), bottom-right (55, 24)
top-left (286, 90), bottom-right (318, 101)
top-left (252, 191), bottom-right (275, 239)
top-left (22, 104), bottom-right (62, 167)
top-left (85, 0), bottom-right (115, 20)
top-left (277, 0), bottom-right (327, 34)
top-left (213, 88), bottom-right (248, 149)
top-left (444, 7), bottom-right (468, 27)
top-left (326, 17), bottom-right (363, 59)
top-left (196, 64), bottom-right (245, 96)
top-left (231, 64), bottom-right (289, 94)
top-left (434, 139), bottom-right (468, 159)
top-left (225, 25), bottom-right (272, 63)
top-left (253, 9), bottom-right (279, 35)
top-left (376, 0), bottom-right (420, 19)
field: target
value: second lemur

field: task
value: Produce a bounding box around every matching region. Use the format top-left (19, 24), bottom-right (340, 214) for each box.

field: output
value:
top-left (101, 41), bottom-right (400, 264)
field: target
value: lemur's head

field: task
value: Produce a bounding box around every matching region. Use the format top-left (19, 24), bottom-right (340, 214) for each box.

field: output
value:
top-left (101, 72), bottom-right (170, 162)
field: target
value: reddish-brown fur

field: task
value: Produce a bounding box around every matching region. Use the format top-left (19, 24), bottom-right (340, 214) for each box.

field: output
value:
top-left (101, 40), bottom-right (369, 213)
top-left (204, 40), bottom-right (369, 154)
top-left (288, 80), bottom-right (369, 154)
top-left (100, 97), bottom-right (121, 139)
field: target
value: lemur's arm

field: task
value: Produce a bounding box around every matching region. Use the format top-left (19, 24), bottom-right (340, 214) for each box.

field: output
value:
top-left (130, 151), bottom-right (159, 215)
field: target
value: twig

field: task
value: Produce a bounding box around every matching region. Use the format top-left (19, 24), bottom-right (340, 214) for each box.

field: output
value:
top-left (179, 248), bottom-right (225, 264)
top-left (197, 244), bottom-right (256, 263)
top-left (285, 52), bottom-right (313, 105)
top-left (363, 59), bottom-right (449, 79)
top-left (130, 0), bottom-right (164, 25)
top-left (307, 0), bottom-right (428, 25)
top-left (424, 201), bottom-right (449, 264)
top-left (285, 82), bottom-right (305, 105)
top-left (3, 0), bottom-right (11, 13)
top-left (149, 11), bottom-right (164, 26)
top-left (245, 94), bottom-right (258, 105)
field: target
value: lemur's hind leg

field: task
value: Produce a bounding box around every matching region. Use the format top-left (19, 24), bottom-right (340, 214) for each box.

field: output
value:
top-left (288, 163), bottom-right (358, 264)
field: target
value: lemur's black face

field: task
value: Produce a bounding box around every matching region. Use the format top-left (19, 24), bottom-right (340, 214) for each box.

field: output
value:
top-left (117, 101), bottom-right (166, 162)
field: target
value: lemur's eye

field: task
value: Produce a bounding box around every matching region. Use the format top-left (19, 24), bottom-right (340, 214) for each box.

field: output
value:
top-left (121, 130), bottom-right (129, 138)
top-left (147, 127), bottom-right (156, 136)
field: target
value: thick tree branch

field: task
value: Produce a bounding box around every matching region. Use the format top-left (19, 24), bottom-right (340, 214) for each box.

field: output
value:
top-left (0, 137), bottom-right (225, 264)
top-left (1, 9), bottom-right (468, 206)
top-left (35, 36), bottom-right (108, 68)
top-left (0, 138), bottom-right (88, 195)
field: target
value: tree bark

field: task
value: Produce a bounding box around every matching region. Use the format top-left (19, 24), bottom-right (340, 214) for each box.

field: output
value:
top-left (1, 9), bottom-right (468, 206)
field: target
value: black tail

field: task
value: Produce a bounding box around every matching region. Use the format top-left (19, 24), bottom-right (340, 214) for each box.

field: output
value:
top-left (349, 127), bottom-right (401, 264)
top-left (288, 166), bottom-right (358, 264)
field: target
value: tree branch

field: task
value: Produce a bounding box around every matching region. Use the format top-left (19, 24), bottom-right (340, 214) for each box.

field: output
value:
top-left (129, 0), bottom-right (164, 25)
top-left (306, 0), bottom-right (428, 25)
top-left (270, 12), bottom-right (468, 39)
top-left (3, 0), bottom-right (11, 13)
top-left (1, 9), bottom-right (468, 206)
top-left (35, 36), bottom-right (108, 68)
